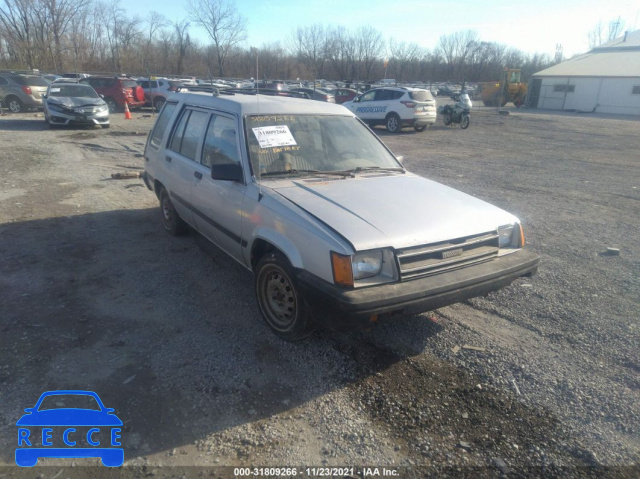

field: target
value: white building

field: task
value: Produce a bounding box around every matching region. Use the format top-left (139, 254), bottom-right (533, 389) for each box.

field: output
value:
top-left (529, 30), bottom-right (640, 115)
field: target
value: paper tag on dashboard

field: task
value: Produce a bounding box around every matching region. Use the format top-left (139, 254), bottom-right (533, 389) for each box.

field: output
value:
top-left (252, 125), bottom-right (297, 148)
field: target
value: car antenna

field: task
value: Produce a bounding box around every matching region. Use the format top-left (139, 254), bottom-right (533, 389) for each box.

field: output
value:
top-left (254, 48), bottom-right (263, 201)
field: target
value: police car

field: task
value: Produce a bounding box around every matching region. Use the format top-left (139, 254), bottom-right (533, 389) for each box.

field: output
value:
top-left (342, 86), bottom-right (437, 133)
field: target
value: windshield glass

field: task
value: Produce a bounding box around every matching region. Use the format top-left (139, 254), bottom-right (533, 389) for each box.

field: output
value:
top-left (245, 115), bottom-right (400, 176)
top-left (48, 85), bottom-right (99, 98)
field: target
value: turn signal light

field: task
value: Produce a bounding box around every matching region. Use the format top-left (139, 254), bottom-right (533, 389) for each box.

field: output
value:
top-left (519, 224), bottom-right (525, 247)
top-left (331, 252), bottom-right (353, 287)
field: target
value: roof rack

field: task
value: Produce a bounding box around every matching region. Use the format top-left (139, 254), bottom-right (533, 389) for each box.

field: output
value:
top-left (177, 85), bottom-right (310, 99)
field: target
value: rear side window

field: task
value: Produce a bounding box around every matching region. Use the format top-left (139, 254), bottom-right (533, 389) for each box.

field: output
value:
top-left (149, 102), bottom-right (177, 149)
top-left (138, 81), bottom-right (150, 89)
top-left (409, 90), bottom-right (433, 102)
top-left (10, 75), bottom-right (49, 87)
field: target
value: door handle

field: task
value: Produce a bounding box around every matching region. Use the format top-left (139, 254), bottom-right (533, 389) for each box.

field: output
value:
top-left (165, 156), bottom-right (172, 162)
top-left (194, 171), bottom-right (202, 179)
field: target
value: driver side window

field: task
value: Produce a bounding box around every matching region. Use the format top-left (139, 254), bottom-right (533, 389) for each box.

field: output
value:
top-left (359, 90), bottom-right (376, 102)
top-left (201, 115), bottom-right (239, 168)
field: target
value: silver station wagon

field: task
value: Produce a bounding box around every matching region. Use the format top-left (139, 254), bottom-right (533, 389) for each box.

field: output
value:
top-left (143, 91), bottom-right (539, 340)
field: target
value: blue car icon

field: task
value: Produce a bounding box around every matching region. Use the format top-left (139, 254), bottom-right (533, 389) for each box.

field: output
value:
top-left (16, 390), bottom-right (123, 467)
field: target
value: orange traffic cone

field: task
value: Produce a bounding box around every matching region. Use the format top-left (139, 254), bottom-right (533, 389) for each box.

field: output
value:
top-left (124, 101), bottom-right (132, 120)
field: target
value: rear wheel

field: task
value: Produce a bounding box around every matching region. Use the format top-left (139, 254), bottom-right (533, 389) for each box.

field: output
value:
top-left (105, 98), bottom-right (118, 113)
top-left (7, 96), bottom-right (23, 113)
top-left (159, 187), bottom-right (188, 236)
top-left (153, 97), bottom-right (165, 112)
top-left (102, 124), bottom-right (110, 129)
top-left (255, 251), bottom-right (314, 341)
top-left (443, 112), bottom-right (452, 126)
top-left (385, 113), bottom-right (401, 133)
top-left (460, 114), bottom-right (470, 129)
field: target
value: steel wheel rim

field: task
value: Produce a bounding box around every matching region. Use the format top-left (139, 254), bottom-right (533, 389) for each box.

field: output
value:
top-left (161, 194), bottom-right (173, 229)
top-left (260, 266), bottom-right (297, 329)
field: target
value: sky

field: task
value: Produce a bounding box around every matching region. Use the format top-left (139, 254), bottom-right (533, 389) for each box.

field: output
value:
top-left (131, 0), bottom-right (640, 58)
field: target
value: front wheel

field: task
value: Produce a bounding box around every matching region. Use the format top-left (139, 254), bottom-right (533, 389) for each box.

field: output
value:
top-left (385, 113), bottom-right (401, 133)
top-left (255, 251), bottom-right (314, 341)
top-left (153, 97), bottom-right (165, 112)
top-left (414, 124), bottom-right (427, 132)
top-left (460, 114), bottom-right (470, 129)
top-left (443, 113), bottom-right (452, 126)
top-left (159, 187), bottom-right (188, 236)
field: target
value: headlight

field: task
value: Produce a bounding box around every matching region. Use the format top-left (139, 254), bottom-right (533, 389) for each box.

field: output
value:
top-left (498, 223), bottom-right (525, 248)
top-left (353, 251), bottom-right (382, 279)
top-left (331, 249), bottom-right (398, 287)
top-left (97, 104), bottom-right (109, 113)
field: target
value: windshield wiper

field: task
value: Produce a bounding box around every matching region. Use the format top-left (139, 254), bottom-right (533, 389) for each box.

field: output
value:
top-left (329, 166), bottom-right (405, 175)
top-left (260, 169), bottom-right (353, 178)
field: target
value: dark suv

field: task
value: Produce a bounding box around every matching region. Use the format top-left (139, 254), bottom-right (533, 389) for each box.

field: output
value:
top-left (81, 76), bottom-right (145, 112)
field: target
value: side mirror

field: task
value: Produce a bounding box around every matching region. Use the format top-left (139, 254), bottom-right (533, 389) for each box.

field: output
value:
top-left (42, 94), bottom-right (47, 99)
top-left (353, 97), bottom-right (360, 103)
top-left (396, 155), bottom-right (404, 165)
top-left (211, 163), bottom-right (243, 182)
top-left (99, 94), bottom-right (104, 99)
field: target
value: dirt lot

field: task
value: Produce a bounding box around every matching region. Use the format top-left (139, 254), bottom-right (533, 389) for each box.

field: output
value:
top-left (0, 105), bottom-right (638, 478)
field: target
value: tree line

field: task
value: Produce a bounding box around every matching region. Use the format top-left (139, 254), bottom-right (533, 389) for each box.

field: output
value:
top-left (1, 0), bottom-right (566, 82)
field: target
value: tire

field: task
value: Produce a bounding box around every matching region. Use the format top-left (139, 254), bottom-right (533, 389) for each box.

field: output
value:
top-left (102, 124), bottom-right (110, 129)
top-left (443, 112), bottom-right (452, 126)
top-left (483, 101), bottom-right (493, 107)
top-left (460, 114), bottom-right (470, 129)
top-left (7, 96), bottom-right (23, 113)
top-left (153, 97), bottom-right (165, 112)
top-left (105, 98), bottom-right (118, 113)
top-left (255, 251), bottom-right (314, 341)
top-left (159, 187), bottom-right (188, 236)
top-left (414, 125), bottom-right (427, 132)
top-left (385, 113), bottom-right (401, 133)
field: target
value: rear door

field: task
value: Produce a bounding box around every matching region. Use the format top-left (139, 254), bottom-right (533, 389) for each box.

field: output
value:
top-left (163, 107), bottom-right (210, 226)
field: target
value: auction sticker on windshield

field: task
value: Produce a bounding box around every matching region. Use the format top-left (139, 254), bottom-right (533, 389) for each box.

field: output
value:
top-left (252, 125), bottom-right (297, 148)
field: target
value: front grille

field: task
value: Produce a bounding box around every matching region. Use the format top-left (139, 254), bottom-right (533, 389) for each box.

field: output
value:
top-left (397, 231), bottom-right (499, 280)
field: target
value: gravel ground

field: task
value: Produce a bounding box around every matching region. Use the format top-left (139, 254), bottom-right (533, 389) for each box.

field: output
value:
top-left (0, 105), bottom-right (638, 478)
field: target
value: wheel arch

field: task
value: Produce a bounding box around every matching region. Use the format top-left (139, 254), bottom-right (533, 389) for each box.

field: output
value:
top-left (250, 232), bottom-right (303, 272)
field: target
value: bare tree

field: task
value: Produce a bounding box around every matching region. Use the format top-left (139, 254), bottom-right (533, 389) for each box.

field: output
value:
top-left (388, 39), bottom-right (420, 81)
top-left (290, 24), bottom-right (329, 79)
top-left (355, 26), bottom-right (384, 80)
top-left (186, 0), bottom-right (246, 77)
top-left (588, 17), bottom-right (625, 49)
top-left (0, 0), bottom-right (37, 68)
top-left (143, 11), bottom-right (166, 71)
top-left (173, 19), bottom-right (190, 75)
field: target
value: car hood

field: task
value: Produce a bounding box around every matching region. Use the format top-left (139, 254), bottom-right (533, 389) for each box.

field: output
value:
top-left (47, 97), bottom-right (105, 108)
top-left (16, 409), bottom-right (122, 426)
top-left (271, 174), bottom-right (519, 250)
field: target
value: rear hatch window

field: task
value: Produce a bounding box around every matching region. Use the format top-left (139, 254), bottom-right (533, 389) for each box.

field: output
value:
top-left (121, 80), bottom-right (138, 89)
top-left (11, 75), bottom-right (49, 87)
top-left (409, 90), bottom-right (434, 102)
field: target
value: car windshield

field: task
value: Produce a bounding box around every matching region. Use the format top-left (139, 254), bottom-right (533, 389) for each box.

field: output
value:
top-left (10, 75), bottom-right (49, 87)
top-left (48, 85), bottom-right (99, 98)
top-left (37, 394), bottom-right (101, 411)
top-left (245, 114), bottom-right (401, 176)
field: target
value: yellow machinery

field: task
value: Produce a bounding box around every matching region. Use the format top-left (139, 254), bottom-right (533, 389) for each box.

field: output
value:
top-left (478, 69), bottom-right (528, 107)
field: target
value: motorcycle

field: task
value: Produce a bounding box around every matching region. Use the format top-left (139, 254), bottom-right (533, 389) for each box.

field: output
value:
top-left (440, 92), bottom-right (471, 129)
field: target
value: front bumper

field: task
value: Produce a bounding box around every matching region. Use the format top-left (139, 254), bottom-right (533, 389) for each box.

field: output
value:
top-left (47, 108), bottom-right (109, 126)
top-left (297, 248), bottom-right (539, 330)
